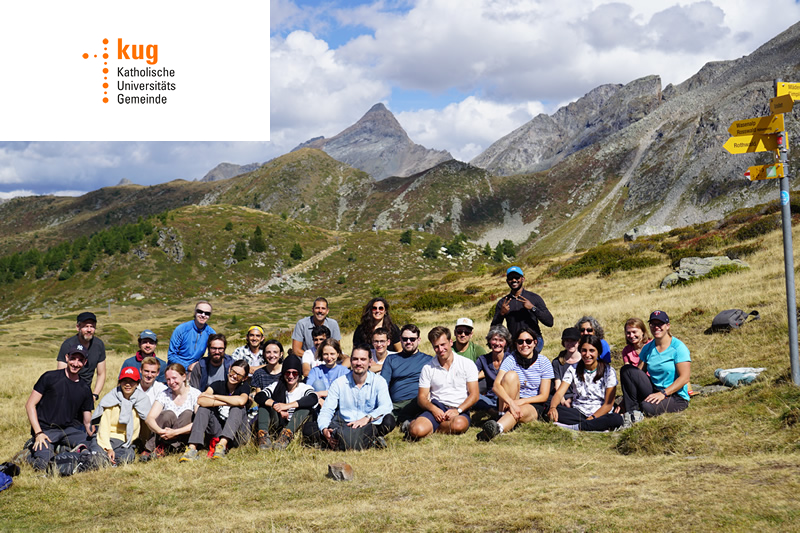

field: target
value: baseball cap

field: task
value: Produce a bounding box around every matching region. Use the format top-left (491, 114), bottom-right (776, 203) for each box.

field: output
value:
top-left (66, 341), bottom-right (88, 357)
top-left (506, 266), bottom-right (524, 277)
top-left (118, 366), bottom-right (141, 381)
top-left (649, 310), bottom-right (670, 324)
top-left (138, 329), bottom-right (158, 342)
top-left (455, 318), bottom-right (474, 329)
top-left (77, 311), bottom-right (97, 323)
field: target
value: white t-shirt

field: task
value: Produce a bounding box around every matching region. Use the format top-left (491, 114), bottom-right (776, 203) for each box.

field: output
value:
top-left (419, 353), bottom-right (479, 408)
top-left (563, 365), bottom-right (617, 417)
top-left (155, 386), bottom-right (202, 416)
top-left (302, 349), bottom-right (322, 370)
top-left (139, 381), bottom-right (168, 406)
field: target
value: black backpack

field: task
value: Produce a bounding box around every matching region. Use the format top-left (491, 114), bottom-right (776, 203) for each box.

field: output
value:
top-left (711, 309), bottom-right (760, 332)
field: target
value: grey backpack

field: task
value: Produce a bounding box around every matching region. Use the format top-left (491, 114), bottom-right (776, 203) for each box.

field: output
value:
top-left (711, 309), bottom-right (760, 332)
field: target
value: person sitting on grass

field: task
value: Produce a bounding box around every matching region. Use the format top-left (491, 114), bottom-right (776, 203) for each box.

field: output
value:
top-left (575, 316), bottom-right (612, 364)
top-left (453, 317), bottom-right (487, 363)
top-left (142, 363), bottom-right (201, 460)
top-left (620, 311), bottom-right (691, 427)
top-left (232, 325), bottom-right (265, 373)
top-left (406, 326), bottom-right (479, 440)
top-left (254, 354), bottom-right (317, 450)
top-left (551, 327), bottom-right (582, 404)
top-left (181, 359), bottom-right (251, 461)
top-left (91, 366), bottom-right (152, 465)
top-left (547, 335), bottom-right (623, 432)
top-left (473, 325), bottom-right (511, 417)
top-left (251, 340), bottom-right (284, 394)
top-left (306, 339), bottom-right (349, 406)
top-left (621, 317), bottom-right (651, 367)
top-left (301, 325), bottom-right (330, 378)
top-left (25, 342), bottom-right (95, 471)
top-left (370, 327), bottom-right (395, 372)
top-left (477, 327), bottom-right (553, 442)
top-left (313, 344), bottom-right (394, 450)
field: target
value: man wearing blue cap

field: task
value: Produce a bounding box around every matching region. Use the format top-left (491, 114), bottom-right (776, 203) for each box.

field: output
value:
top-left (120, 329), bottom-right (167, 383)
top-left (491, 266), bottom-right (553, 348)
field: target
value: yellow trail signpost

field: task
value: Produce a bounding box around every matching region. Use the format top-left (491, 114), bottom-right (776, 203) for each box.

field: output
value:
top-left (723, 79), bottom-right (798, 386)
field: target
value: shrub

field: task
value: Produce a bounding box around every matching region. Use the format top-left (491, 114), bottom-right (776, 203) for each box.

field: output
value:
top-left (249, 226), bottom-right (267, 253)
top-left (439, 272), bottom-right (466, 285)
top-left (722, 242), bottom-right (763, 260)
top-left (290, 243), bottom-right (303, 260)
top-left (464, 285), bottom-right (482, 295)
top-left (410, 291), bottom-right (472, 311)
top-left (400, 229), bottom-right (412, 245)
top-left (599, 256), bottom-right (662, 276)
top-left (224, 222), bottom-right (233, 231)
top-left (233, 241), bottom-right (248, 262)
top-left (422, 237), bottom-right (441, 260)
top-left (734, 215), bottom-right (781, 241)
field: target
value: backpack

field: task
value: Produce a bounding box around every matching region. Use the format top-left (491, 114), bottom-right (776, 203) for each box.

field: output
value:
top-left (711, 309), bottom-right (760, 332)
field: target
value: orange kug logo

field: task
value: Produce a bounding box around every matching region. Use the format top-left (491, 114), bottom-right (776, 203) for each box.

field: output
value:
top-left (118, 38), bottom-right (158, 65)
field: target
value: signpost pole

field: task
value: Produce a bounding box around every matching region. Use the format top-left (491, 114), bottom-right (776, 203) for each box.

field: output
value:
top-left (775, 79), bottom-right (800, 385)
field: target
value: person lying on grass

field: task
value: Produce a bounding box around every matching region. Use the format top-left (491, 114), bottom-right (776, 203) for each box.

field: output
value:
top-left (477, 327), bottom-right (553, 441)
top-left (547, 335), bottom-right (623, 432)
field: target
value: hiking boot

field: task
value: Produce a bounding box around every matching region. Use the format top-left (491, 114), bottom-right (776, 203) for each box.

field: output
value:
top-left (12, 439), bottom-right (33, 466)
top-left (477, 420), bottom-right (502, 442)
top-left (207, 437), bottom-right (220, 458)
top-left (154, 445), bottom-right (167, 459)
top-left (622, 412), bottom-right (632, 429)
top-left (631, 410), bottom-right (645, 424)
top-left (273, 428), bottom-right (293, 451)
top-left (180, 448), bottom-right (199, 462)
top-left (211, 445), bottom-right (226, 460)
top-left (400, 420), bottom-right (411, 436)
top-left (139, 451), bottom-right (152, 462)
top-left (374, 436), bottom-right (387, 449)
top-left (256, 430), bottom-right (272, 451)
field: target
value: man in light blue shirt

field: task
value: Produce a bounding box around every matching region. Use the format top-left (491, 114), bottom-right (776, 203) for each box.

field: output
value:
top-left (315, 344), bottom-right (394, 450)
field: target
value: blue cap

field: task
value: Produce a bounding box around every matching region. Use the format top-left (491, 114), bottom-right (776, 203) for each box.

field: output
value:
top-left (649, 310), bottom-right (670, 324)
top-left (506, 266), bottom-right (524, 277)
top-left (139, 329), bottom-right (158, 342)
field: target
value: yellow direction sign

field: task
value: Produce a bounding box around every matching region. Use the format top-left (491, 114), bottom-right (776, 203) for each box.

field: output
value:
top-left (723, 133), bottom-right (779, 154)
top-left (777, 82), bottom-right (800, 101)
top-left (747, 163), bottom-right (784, 181)
top-left (771, 94), bottom-right (794, 114)
top-left (728, 114), bottom-right (784, 136)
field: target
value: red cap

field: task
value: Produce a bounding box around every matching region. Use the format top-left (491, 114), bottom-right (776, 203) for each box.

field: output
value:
top-left (118, 366), bottom-right (141, 382)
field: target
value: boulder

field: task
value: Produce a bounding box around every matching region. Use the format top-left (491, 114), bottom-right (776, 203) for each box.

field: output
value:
top-left (624, 225), bottom-right (672, 241)
top-left (660, 256), bottom-right (749, 289)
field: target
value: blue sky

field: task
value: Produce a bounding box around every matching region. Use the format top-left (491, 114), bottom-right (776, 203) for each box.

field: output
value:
top-left (2, 0), bottom-right (800, 197)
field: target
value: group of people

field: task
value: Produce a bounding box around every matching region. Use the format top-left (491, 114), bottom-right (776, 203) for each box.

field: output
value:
top-left (24, 267), bottom-right (691, 471)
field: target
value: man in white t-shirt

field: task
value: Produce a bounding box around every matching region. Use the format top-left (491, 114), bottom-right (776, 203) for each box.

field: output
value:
top-left (407, 326), bottom-right (479, 440)
top-left (136, 356), bottom-right (167, 449)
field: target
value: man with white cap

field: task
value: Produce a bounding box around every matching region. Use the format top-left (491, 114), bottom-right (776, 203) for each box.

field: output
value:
top-left (453, 318), bottom-right (486, 363)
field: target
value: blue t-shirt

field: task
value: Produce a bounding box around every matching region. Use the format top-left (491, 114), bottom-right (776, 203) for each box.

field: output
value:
top-left (600, 339), bottom-right (611, 364)
top-left (640, 337), bottom-right (691, 401)
top-left (306, 364), bottom-right (349, 391)
top-left (380, 351), bottom-right (432, 402)
top-left (499, 353), bottom-right (554, 398)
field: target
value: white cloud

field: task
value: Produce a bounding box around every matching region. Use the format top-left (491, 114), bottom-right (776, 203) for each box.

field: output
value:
top-left (0, 190), bottom-right (36, 200)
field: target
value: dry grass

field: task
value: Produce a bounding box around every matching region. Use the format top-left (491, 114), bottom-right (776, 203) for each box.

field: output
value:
top-left (2, 224), bottom-right (800, 531)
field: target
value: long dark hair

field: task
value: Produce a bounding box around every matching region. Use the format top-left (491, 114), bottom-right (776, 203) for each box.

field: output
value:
top-left (357, 297), bottom-right (397, 343)
top-left (576, 334), bottom-right (606, 384)
top-left (512, 327), bottom-right (539, 369)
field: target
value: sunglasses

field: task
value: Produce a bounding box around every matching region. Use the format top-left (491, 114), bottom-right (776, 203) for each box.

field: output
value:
top-left (516, 338), bottom-right (535, 345)
top-left (284, 370), bottom-right (299, 377)
top-left (372, 306), bottom-right (385, 311)
top-left (401, 336), bottom-right (418, 342)
top-left (580, 328), bottom-right (594, 333)
top-left (196, 310), bottom-right (212, 317)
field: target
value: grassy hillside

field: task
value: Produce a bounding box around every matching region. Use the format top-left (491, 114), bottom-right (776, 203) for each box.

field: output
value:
top-left (1, 201), bottom-right (800, 530)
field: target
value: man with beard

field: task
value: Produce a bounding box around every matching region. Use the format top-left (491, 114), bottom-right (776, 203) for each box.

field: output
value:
top-left (189, 334), bottom-right (233, 391)
top-left (491, 266), bottom-right (553, 349)
top-left (56, 311), bottom-right (106, 402)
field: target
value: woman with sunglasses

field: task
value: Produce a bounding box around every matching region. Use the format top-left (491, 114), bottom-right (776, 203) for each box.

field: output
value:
top-left (477, 327), bottom-right (553, 441)
top-left (352, 297), bottom-right (401, 352)
top-left (181, 359), bottom-right (252, 461)
top-left (547, 335), bottom-right (623, 432)
top-left (620, 311), bottom-right (691, 427)
top-left (253, 354), bottom-right (318, 450)
top-left (574, 316), bottom-right (611, 364)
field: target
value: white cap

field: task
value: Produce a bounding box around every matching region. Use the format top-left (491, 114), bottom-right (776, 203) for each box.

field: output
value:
top-left (456, 317), bottom-right (474, 329)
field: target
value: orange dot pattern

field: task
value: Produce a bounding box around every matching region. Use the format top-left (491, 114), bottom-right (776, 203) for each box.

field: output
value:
top-left (83, 38), bottom-right (111, 103)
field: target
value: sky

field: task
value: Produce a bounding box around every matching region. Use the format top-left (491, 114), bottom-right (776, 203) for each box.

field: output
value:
top-left (2, 0), bottom-right (800, 198)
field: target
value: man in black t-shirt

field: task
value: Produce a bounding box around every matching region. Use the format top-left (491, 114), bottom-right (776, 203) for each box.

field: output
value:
top-left (181, 359), bottom-right (251, 461)
top-left (26, 341), bottom-right (95, 470)
top-left (56, 311), bottom-right (107, 402)
top-left (491, 266), bottom-right (553, 349)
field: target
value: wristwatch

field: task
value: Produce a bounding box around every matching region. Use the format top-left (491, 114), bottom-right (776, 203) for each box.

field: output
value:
top-left (457, 407), bottom-right (463, 414)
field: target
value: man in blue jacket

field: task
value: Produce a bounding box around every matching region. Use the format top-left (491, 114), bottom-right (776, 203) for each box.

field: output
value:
top-left (167, 301), bottom-right (216, 373)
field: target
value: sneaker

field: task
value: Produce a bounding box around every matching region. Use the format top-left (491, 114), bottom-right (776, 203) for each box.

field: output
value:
top-left (256, 430), bottom-right (272, 451)
top-left (478, 420), bottom-right (502, 442)
top-left (71, 443), bottom-right (88, 454)
top-left (622, 412), bottom-right (632, 429)
top-left (374, 436), bottom-right (387, 449)
top-left (272, 428), bottom-right (293, 451)
top-left (180, 448), bottom-right (199, 462)
top-left (400, 420), bottom-right (411, 435)
top-left (631, 410), bottom-right (645, 424)
top-left (207, 437), bottom-right (220, 458)
top-left (139, 451), bottom-right (152, 462)
top-left (211, 445), bottom-right (226, 460)
top-left (154, 445), bottom-right (167, 459)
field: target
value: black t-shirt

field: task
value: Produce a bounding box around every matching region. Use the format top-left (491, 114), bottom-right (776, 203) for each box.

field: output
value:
top-left (209, 380), bottom-right (249, 397)
top-left (33, 369), bottom-right (94, 430)
top-left (56, 335), bottom-right (106, 388)
top-left (551, 354), bottom-right (576, 400)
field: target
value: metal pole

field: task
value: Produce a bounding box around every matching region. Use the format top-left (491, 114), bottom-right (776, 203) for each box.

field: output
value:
top-left (775, 79), bottom-right (800, 385)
